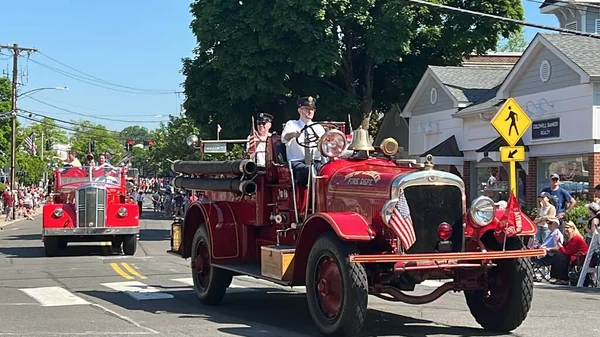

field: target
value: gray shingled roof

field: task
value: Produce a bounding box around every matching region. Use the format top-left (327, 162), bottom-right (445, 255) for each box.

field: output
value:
top-left (541, 33), bottom-right (600, 76)
top-left (429, 66), bottom-right (510, 104)
top-left (456, 85), bottom-right (505, 114)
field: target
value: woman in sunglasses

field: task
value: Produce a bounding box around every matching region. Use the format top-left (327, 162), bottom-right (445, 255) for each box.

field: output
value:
top-left (547, 221), bottom-right (589, 285)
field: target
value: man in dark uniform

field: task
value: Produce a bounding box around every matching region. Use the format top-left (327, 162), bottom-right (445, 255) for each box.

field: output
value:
top-left (247, 112), bottom-right (273, 166)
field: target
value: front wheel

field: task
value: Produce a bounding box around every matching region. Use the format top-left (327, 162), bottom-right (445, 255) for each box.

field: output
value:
top-left (464, 256), bottom-right (534, 332)
top-left (306, 232), bottom-right (368, 337)
top-left (191, 225), bottom-right (233, 305)
top-left (122, 234), bottom-right (137, 255)
top-left (44, 237), bottom-right (60, 257)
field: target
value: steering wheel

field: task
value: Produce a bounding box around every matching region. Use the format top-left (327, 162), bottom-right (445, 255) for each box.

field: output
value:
top-left (295, 122), bottom-right (340, 149)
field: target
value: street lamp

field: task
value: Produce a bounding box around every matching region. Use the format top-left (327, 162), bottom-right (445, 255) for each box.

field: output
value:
top-left (9, 86), bottom-right (68, 219)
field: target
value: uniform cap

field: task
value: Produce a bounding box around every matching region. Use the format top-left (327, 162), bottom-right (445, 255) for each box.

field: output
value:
top-left (296, 96), bottom-right (316, 109)
top-left (257, 112), bottom-right (273, 123)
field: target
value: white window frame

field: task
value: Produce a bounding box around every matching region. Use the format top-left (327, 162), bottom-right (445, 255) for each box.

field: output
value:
top-left (595, 19), bottom-right (600, 34)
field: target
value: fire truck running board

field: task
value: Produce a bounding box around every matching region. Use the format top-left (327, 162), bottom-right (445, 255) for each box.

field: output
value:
top-left (212, 262), bottom-right (291, 286)
top-left (349, 249), bottom-right (547, 263)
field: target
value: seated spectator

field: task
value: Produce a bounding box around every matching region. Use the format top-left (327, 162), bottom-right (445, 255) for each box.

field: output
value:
top-left (585, 202), bottom-right (600, 246)
top-left (533, 218), bottom-right (563, 282)
top-left (547, 221), bottom-right (589, 285)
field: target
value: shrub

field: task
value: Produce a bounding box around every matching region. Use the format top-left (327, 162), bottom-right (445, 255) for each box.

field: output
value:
top-left (565, 199), bottom-right (590, 234)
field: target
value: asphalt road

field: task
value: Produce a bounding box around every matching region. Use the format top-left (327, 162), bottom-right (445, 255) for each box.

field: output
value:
top-left (0, 204), bottom-right (598, 337)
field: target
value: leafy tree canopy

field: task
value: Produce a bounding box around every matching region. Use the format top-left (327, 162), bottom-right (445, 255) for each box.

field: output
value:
top-left (0, 78), bottom-right (13, 170)
top-left (69, 120), bottom-right (125, 163)
top-left (183, 0), bottom-right (524, 138)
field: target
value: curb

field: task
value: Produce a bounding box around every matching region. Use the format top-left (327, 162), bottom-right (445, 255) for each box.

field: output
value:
top-left (0, 213), bottom-right (41, 230)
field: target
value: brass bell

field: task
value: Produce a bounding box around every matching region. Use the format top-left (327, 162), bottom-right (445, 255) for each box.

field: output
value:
top-left (347, 126), bottom-right (375, 151)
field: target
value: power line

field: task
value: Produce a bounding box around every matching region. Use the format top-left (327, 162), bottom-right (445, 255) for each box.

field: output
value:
top-left (17, 109), bottom-right (123, 135)
top-left (18, 113), bottom-right (131, 141)
top-left (407, 0), bottom-right (600, 39)
top-left (26, 96), bottom-right (170, 124)
top-left (27, 57), bottom-right (178, 96)
top-left (21, 95), bottom-right (162, 117)
top-left (37, 51), bottom-right (182, 94)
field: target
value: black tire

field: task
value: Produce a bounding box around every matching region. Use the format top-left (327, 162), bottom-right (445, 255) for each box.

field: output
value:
top-left (111, 237), bottom-right (123, 253)
top-left (191, 225), bottom-right (233, 305)
top-left (122, 234), bottom-right (137, 255)
top-left (58, 237), bottom-right (68, 250)
top-left (465, 239), bottom-right (533, 332)
top-left (306, 232), bottom-right (368, 337)
top-left (44, 237), bottom-right (60, 257)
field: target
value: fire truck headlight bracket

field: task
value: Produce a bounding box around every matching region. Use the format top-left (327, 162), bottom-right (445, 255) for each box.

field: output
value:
top-left (53, 208), bottom-right (64, 218)
top-left (469, 196), bottom-right (496, 227)
top-left (319, 129), bottom-right (347, 159)
top-left (118, 207), bottom-right (128, 218)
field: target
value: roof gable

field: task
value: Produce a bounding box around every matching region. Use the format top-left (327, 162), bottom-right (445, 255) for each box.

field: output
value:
top-left (402, 67), bottom-right (459, 117)
top-left (429, 66), bottom-right (510, 103)
top-left (497, 33), bottom-right (591, 99)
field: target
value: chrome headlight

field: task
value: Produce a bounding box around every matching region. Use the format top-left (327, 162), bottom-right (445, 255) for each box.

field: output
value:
top-left (469, 196), bottom-right (496, 226)
top-left (118, 207), bottom-right (128, 218)
top-left (318, 129), bottom-right (347, 159)
top-left (53, 208), bottom-right (64, 218)
top-left (380, 199), bottom-right (397, 225)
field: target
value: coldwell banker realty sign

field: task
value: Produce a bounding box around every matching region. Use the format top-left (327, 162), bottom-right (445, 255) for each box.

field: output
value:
top-left (531, 118), bottom-right (560, 140)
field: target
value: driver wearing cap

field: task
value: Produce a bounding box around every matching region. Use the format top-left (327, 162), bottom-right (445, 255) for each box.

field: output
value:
top-left (281, 96), bottom-right (326, 186)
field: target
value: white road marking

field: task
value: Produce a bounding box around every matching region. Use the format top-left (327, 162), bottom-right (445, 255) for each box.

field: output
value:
top-left (19, 286), bottom-right (90, 307)
top-left (171, 277), bottom-right (256, 292)
top-left (101, 281), bottom-right (174, 300)
top-left (11, 227), bottom-right (19, 230)
top-left (0, 333), bottom-right (154, 336)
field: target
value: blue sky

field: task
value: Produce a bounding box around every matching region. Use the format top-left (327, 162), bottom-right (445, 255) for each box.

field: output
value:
top-left (1, 1), bottom-right (557, 133)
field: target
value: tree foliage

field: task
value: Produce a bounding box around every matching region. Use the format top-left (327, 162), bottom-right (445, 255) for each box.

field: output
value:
top-left (70, 120), bottom-right (124, 163)
top-left (0, 78), bottom-right (13, 170)
top-left (497, 27), bottom-right (527, 52)
top-left (183, 0), bottom-right (524, 138)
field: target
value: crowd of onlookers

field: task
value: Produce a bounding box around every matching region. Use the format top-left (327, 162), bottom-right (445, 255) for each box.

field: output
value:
top-left (529, 173), bottom-right (599, 286)
top-left (1, 186), bottom-right (43, 222)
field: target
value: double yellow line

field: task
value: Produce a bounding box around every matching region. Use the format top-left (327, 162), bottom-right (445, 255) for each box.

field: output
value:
top-left (110, 262), bottom-right (147, 280)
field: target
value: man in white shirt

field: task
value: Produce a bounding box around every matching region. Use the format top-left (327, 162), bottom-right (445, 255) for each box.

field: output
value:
top-left (281, 96), bottom-right (326, 186)
top-left (247, 112), bottom-right (273, 166)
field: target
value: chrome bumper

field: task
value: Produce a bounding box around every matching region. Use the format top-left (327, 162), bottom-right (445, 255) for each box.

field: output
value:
top-left (43, 227), bottom-right (139, 236)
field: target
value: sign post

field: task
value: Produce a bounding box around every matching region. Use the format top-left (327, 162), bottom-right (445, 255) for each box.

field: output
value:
top-left (490, 98), bottom-right (532, 199)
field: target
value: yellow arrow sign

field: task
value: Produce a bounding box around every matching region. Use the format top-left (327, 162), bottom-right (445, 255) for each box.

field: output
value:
top-left (500, 146), bottom-right (525, 162)
top-left (490, 98), bottom-right (532, 146)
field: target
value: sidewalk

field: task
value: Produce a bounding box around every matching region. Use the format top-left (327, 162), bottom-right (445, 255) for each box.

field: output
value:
top-left (0, 210), bottom-right (42, 230)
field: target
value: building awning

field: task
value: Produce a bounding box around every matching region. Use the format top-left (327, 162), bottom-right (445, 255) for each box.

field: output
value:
top-left (420, 135), bottom-right (464, 157)
top-left (476, 136), bottom-right (529, 153)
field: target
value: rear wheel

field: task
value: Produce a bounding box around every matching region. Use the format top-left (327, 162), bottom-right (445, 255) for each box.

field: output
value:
top-left (191, 225), bottom-right (233, 305)
top-left (44, 237), bottom-right (60, 257)
top-left (306, 232), bottom-right (368, 337)
top-left (122, 234), bottom-right (137, 255)
top-left (464, 239), bottom-right (533, 332)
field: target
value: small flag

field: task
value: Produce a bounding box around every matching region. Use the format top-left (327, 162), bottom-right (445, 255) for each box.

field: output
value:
top-left (495, 192), bottom-right (522, 237)
top-left (24, 133), bottom-right (37, 156)
top-left (389, 193), bottom-right (416, 250)
top-left (217, 124), bottom-right (222, 134)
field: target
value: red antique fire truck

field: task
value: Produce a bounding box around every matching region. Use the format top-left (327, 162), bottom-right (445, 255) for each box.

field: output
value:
top-left (43, 164), bottom-right (140, 257)
top-left (167, 123), bottom-right (545, 337)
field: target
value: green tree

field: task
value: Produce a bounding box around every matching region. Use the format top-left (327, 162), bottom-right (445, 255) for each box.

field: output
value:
top-left (0, 78), bottom-right (13, 170)
top-left (120, 125), bottom-right (149, 144)
top-left (24, 118), bottom-right (69, 160)
top-left (69, 120), bottom-right (124, 163)
top-left (183, 0), bottom-right (524, 138)
top-left (15, 152), bottom-right (45, 186)
top-left (497, 27), bottom-right (527, 52)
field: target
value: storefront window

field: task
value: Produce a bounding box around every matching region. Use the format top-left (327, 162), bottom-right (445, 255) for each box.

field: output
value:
top-left (537, 156), bottom-right (589, 200)
top-left (473, 159), bottom-right (509, 202)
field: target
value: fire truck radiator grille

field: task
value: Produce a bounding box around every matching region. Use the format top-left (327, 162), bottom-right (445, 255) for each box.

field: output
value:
top-left (403, 185), bottom-right (463, 254)
top-left (77, 187), bottom-right (107, 228)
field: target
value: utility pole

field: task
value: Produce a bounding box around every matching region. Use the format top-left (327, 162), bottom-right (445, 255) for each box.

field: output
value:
top-left (0, 44), bottom-right (38, 219)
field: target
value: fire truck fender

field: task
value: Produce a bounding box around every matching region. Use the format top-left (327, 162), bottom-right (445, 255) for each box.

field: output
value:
top-left (291, 212), bottom-right (375, 285)
top-left (180, 201), bottom-right (242, 260)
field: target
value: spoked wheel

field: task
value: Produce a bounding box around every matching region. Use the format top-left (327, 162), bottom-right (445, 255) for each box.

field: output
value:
top-left (465, 253), bottom-right (533, 332)
top-left (191, 225), bottom-right (233, 305)
top-left (306, 232), bottom-right (368, 337)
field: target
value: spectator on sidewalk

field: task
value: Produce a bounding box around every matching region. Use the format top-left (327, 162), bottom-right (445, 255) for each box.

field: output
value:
top-left (533, 192), bottom-right (557, 245)
top-left (542, 173), bottom-right (576, 233)
top-left (547, 221), bottom-right (588, 285)
top-left (3, 189), bottom-right (14, 221)
top-left (135, 191), bottom-right (144, 217)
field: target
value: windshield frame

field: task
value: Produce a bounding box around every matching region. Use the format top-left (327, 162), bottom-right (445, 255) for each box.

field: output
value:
top-left (58, 165), bottom-right (123, 187)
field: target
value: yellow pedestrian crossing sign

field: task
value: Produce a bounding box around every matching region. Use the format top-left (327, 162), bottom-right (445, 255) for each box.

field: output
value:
top-left (500, 146), bottom-right (525, 162)
top-left (490, 98), bottom-right (531, 146)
